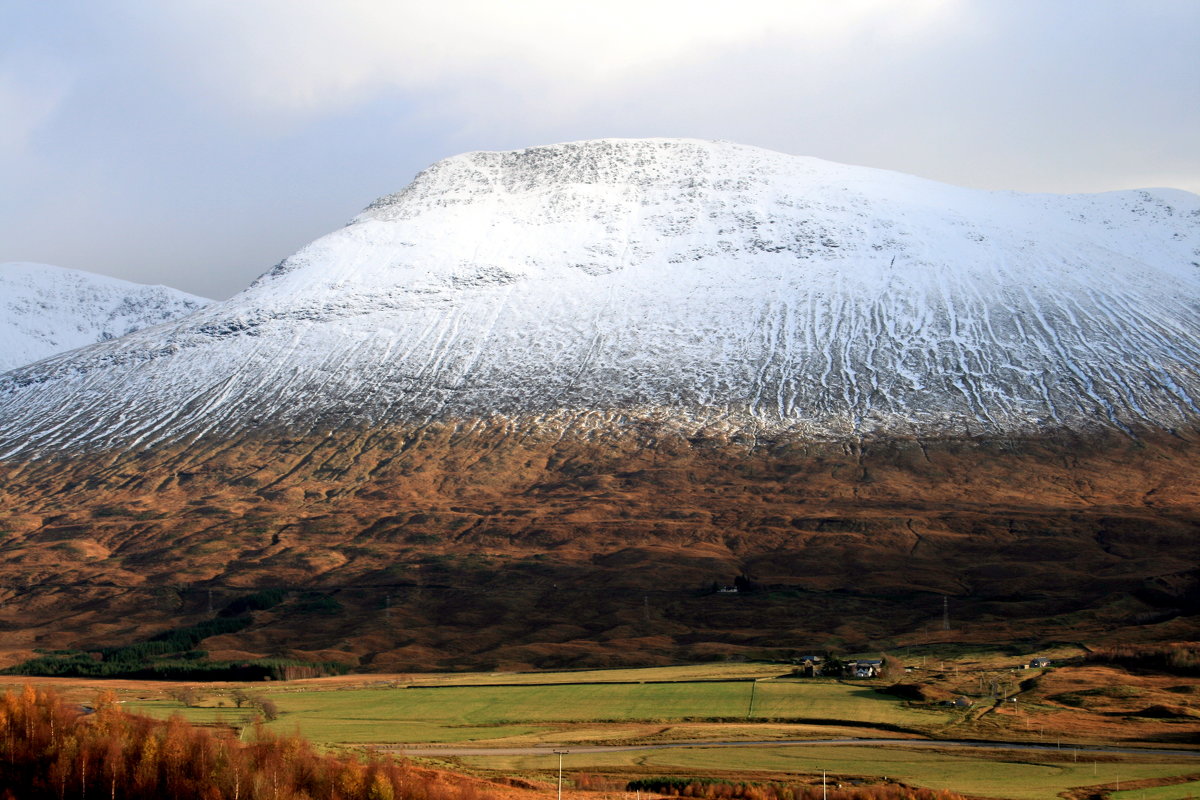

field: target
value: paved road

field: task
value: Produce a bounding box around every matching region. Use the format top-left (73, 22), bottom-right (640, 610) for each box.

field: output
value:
top-left (393, 738), bottom-right (1200, 759)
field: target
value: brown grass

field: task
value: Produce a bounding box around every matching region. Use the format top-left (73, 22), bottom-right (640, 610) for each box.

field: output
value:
top-left (0, 421), bottom-right (1197, 672)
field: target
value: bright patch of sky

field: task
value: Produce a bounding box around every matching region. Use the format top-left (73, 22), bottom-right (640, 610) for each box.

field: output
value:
top-left (2, 0), bottom-right (1197, 299)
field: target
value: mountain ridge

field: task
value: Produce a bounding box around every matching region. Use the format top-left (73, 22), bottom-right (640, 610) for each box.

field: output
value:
top-left (2, 139), bottom-right (1198, 458)
top-left (0, 261), bottom-right (211, 374)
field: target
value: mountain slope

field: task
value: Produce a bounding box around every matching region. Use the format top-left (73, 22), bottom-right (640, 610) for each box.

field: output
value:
top-left (0, 262), bottom-right (211, 373)
top-left (1, 140), bottom-right (1198, 458)
top-left (0, 140), bottom-right (1197, 671)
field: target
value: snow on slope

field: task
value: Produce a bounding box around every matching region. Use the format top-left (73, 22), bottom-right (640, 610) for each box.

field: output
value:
top-left (1, 139), bottom-right (1199, 456)
top-left (0, 262), bottom-right (210, 373)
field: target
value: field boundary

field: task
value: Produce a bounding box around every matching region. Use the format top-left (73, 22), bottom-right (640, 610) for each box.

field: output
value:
top-left (405, 677), bottom-right (765, 689)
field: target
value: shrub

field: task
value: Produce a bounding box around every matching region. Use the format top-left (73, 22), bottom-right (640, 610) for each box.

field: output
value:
top-left (255, 697), bottom-right (280, 721)
top-left (167, 686), bottom-right (199, 707)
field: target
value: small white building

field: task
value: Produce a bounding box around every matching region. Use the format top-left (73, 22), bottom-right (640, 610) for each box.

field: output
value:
top-left (848, 659), bottom-right (883, 678)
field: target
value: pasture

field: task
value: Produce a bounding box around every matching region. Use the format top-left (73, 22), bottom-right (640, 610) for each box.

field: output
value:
top-left (18, 661), bottom-right (1199, 800)
top-left (1111, 780), bottom-right (1200, 800)
top-left (125, 674), bottom-right (947, 745)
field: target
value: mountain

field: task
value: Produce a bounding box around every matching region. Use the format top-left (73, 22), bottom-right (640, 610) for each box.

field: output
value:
top-left (2, 139), bottom-right (1198, 457)
top-left (0, 262), bottom-right (211, 374)
top-left (0, 140), bottom-right (1197, 672)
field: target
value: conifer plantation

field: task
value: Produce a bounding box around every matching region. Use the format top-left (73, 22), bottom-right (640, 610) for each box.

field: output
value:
top-left (0, 685), bottom-right (485, 800)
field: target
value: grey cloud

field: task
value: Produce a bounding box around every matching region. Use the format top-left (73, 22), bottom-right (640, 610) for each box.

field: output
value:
top-left (1, 1), bottom-right (1196, 299)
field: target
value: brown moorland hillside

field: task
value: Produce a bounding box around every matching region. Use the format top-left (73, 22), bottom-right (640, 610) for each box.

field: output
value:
top-left (0, 419), bottom-right (1197, 671)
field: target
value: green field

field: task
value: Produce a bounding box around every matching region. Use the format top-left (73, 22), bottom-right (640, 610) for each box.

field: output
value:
top-left (116, 664), bottom-right (1200, 800)
top-left (404, 663), bottom-right (792, 685)
top-left (1112, 780), bottom-right (1200, 800)
top-left (128, 677), bottom-right (948, 745)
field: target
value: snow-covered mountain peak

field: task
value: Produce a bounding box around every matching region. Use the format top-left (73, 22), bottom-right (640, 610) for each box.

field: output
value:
top-left (366, 138), bottom-right (831, 206)
top-left (1, 140), bottom-right (1199, 456)
top-left (260, 140), bottom-right (929, 285)
top-left (247, 139), bottom-right (1196, 310)
top-left (0, 262), bottom-right (211, 373)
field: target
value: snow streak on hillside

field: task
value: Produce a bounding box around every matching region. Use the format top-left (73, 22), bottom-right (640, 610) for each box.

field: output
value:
top-left (0, 263), bottom-right (210, 373)
top-left (1, 140), bottom-right (1198, 456)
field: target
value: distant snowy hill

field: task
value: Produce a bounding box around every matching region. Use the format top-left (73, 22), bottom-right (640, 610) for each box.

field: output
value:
top-left (0, 262), bottom-right (210, 373)
top-left (1, 139), bottom-right (1198, 456)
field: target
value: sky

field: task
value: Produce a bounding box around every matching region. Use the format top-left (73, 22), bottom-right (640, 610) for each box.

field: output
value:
top-left (2, 0), bottom-right (1197, 300)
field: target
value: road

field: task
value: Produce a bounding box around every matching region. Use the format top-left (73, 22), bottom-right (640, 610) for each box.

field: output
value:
top-left (393, 738), bottom-right (1200, 759)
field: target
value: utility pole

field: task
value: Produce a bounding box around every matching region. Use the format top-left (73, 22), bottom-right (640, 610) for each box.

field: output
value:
top-left (822, 770), bottom-right (827, 800)
top-left (554, 750), bottom-right (569, 800)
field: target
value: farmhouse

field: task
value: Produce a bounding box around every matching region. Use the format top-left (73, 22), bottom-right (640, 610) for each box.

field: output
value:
top-left (847, 659), bottom-right (883, 678)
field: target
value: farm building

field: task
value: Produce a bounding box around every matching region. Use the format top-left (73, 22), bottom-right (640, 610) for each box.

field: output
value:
top-left (847, 659), bottom-right (883, 678)
top-left (794, 655), bottom-right (824, 677)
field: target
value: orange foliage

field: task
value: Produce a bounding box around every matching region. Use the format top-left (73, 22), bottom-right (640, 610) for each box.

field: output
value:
top-left (0, 685), bottom-right (493, 800)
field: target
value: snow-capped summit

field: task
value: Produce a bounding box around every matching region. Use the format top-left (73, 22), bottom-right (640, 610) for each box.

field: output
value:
top-left (0, 262), bottom-right (210, 373)
top-left (1, 139), bottom-right (1198, 456)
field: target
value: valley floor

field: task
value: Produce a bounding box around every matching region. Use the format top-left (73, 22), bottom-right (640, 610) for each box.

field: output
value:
top-left (5, 658), bottom-right (1197, 800)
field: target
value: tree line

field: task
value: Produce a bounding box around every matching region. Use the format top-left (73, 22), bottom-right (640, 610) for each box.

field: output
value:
top-left (1084, 643), bottom-right (1200, 676)
top-left (2, 588), bottom-right (347, 681)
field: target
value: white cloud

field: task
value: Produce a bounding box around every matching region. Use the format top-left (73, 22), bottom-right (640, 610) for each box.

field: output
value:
top-left (4, 0), bottom-right (1197, 299)
top-left (120, 0), bottom-right (958, 116)
top-left (0, 54), bottom-right (70, 159)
